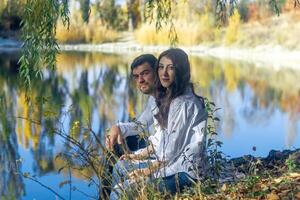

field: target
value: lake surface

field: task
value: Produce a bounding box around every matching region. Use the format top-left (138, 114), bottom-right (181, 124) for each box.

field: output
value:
top-left (0, 51), bottom-right (299, 199)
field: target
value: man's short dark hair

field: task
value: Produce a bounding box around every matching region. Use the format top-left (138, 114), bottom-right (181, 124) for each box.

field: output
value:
top-left (130, 54), bottom-right (157, 73)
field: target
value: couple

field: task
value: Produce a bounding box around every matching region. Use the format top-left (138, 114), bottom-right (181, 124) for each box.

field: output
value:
top-left (106, 48), bottom-right (208, 199)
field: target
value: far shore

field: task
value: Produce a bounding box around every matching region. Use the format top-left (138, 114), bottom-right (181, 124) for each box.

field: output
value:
top-left (1, 37), bottom-right (300, 70)
top-left (59, 42), bottom-right (300, 70)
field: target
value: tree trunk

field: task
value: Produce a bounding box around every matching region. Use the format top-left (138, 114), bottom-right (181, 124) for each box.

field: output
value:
top-left (140, 0), bottom-right (146, 23)
top-left (126, 0), bottom-right (134, 31)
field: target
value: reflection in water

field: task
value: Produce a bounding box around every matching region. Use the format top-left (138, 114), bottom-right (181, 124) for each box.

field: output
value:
top-left (0, 123), bottom-right (24, 199)
top-left (286, 114), bottom-right (298, 148)
top-left (0, 52), bottom-right (299, 199)
top-left (0, 56), bottom-right (24, 198)
top-left (222, 91), bottom-right (236, 138)
top-left (241, 84), bottom-right (275, 126)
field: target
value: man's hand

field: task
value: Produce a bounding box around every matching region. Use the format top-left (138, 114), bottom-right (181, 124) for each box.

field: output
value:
top-left (120, 153), bottom-right (138, 160)
top-left (105, 125), bottom-right (123, 151)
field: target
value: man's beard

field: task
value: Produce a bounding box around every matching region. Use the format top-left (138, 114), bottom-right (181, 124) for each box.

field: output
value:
top-left (140, 85), bottom-right (153, 95)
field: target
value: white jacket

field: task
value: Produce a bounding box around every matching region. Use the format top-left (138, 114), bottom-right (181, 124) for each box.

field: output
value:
top-left (118, 88), bottom-right (208, 179)
top-left (150, 88), bottom-right (207, 179)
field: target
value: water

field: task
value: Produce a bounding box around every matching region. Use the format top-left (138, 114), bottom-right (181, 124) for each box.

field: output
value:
top-left (0, 51), bottom-right (299, 199)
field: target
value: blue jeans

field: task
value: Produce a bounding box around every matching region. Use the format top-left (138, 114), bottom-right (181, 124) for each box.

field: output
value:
top-left (110, 160), bottom-right (196, 200)
top-left (111, 160), bottom-right (151, 188)
top-left (101, 136), bottom-right (147, 198)
top-left (110, 160), bottom-right (151, 200)
top-left (154, 172), bottom-right (196, 195)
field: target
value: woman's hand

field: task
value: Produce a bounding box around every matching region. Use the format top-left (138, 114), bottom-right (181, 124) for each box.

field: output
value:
top-left (128, 168), bottom-right (151, 183)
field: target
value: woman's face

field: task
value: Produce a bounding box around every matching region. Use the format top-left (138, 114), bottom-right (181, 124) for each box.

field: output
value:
top-left (158, 56), bottom-right (175, 89)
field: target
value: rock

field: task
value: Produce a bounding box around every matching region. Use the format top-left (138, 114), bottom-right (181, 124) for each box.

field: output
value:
top-left (228, 148), bottom-right (300, 174)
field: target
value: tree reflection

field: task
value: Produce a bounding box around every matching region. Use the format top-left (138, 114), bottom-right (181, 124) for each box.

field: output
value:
top-left (0, 52), bottom-right (69, 198)
top-left (286, 114), bottom-right (298, 148)
top-left (0, 53), bottom-right (24, 199)
top-left (15, 73), bottom-right (67, 175)
top-left (190, 56), bottom-right (300, 142)
top-left (0, 118), bottom-right (24, 199)
top-left (97, 65), bottom-right (121, 133)
top-left (222, 90), bottom-right (236, 138)
top-left (282, 93), bottom-right (300, 148)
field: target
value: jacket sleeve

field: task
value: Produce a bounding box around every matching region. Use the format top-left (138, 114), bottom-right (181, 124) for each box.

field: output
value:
top-left (117, 97), bottom-right (155, 138)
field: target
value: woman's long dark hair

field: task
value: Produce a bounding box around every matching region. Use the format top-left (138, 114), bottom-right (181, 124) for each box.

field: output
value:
top-left (154, 48), bottom-right (204, 128)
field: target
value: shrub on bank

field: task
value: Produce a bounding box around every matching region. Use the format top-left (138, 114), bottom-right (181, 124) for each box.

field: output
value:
top-left (134, 23), bottom-right (170, 45)
top-left (135, 15), bottom-right (218, 46)
top-left (56, 9), bottom-right (119, 44)
top-left (224, 10), bottom-right (241, 45)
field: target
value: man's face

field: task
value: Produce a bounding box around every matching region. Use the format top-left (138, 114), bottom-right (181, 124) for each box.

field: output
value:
top-left (132, 62), bottom-right (155, 95)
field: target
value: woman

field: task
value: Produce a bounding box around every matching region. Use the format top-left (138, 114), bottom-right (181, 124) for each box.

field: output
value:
top-left (110, 48), bottom-right (208, 199)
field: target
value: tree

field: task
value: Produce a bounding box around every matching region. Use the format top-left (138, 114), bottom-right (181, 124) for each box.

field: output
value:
top-left (97, 0), bottom-right (126, 30)
top-left (126, 0), bottom-right (141, 31)
top-left (19, 0), bottom-right (298, 92)
top-left (0, 0), bottom-right (25, 36)
top-left (78, 0), bottom-right (90, 22)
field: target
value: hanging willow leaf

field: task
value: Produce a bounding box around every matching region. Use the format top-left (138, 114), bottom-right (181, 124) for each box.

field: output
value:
top-left (19, 0), bottom-right (70, 93)
top-left (215, 0), bottom-right (281, 26)
top-left (79, 0), bottom-right (91, 23)
top-left (146, 0), bottom-right (178, 46)
top-left (269, 0), bottom-right (280, 16)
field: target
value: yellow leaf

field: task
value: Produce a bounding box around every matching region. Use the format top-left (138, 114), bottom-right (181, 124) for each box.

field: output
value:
top-left (295, 192), bottom-right (300, 199)
top-left (274, 177), bottom-right (283, 183)
top-left (260, 183), bottom-right (268, 190)
top-left (221, 183), bottom-right (227, 192)
top-left (267, 193), bottom-right (280, 200)
top-left (289, 172), bottom-right (300, 178)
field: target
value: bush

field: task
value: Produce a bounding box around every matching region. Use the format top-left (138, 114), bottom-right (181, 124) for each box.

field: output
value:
top-left (224, 10), bottom-right (241, 45)
top-left (134, 23), bottom-right (170, 45)
top-left (56, 9), bottom-right (119, 44)
top-left (135, 17), bottom-right (217, 46)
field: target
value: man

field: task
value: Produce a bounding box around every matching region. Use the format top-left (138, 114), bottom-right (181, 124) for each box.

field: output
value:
top-left (102, 54), bottom-right (157, 198)
top-left (105, 54), bottom-right (157, 152)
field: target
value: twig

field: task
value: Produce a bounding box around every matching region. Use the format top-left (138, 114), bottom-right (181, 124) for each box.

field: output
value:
top-left (15, 116), bottom-right (41, 125)
top-left (21, 173), bottom-right (65, 200)
top-left (72, 187), bottom-right (97, 199)
top-left (68, 165), bottom-right (72, 200)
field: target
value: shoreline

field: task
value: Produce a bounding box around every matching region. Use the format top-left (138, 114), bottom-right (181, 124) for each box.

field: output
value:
top-left (60, 42), bottom-right (300, 70)
top-left (1, 38), bottom-right (300, 70)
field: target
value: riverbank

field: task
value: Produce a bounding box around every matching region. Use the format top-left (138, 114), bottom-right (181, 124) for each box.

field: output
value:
top-left (2, 37), bottom-right (300, 70)
top-left (139, 149), bottom-right (300, 199)
top-left (203, 149), bottom-right (300, 199)
top-left (60, 42), bottom-right (300, 70)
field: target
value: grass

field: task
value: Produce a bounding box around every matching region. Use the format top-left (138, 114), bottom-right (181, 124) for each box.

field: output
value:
top-left (120, 152), bottom-right (300, 200)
